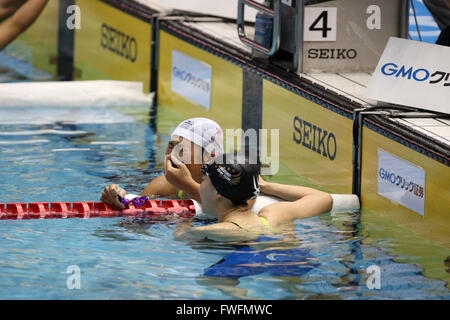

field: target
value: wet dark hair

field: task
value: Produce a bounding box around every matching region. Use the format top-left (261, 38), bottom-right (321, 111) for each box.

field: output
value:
top-left (201, 153), bottom-right (260, 206)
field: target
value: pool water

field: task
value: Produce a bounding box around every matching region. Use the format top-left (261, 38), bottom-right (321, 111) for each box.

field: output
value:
top-left (0, 106), bottom-right (448, 300)
top-left (0, 2), bottom-right (448, 299)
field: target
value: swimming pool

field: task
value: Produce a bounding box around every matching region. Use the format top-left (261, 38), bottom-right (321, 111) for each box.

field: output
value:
top-left (0, 101), bottom-right (448, 300)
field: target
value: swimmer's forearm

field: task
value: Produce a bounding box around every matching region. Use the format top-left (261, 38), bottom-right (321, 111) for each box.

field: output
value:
top-left (0, 0), bottom-right (48, 50)
top-left (140, 175), bottom-right (178, 198)
top-left (9, 0), bottom-right (48, 29)
top-left (261, 181), bottom-right (329, 202)
top-left (0, 0), bottom-right (27, 21)
top-left (140, 175), bottom-right (200, 201)
top-left (179, 179), bottom-right (201, 202)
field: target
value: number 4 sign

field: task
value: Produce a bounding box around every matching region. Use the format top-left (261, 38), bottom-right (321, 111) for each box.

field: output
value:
top-left (304, 7), bottom-right (337, 42)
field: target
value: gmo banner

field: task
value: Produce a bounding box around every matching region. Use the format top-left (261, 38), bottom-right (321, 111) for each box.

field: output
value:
top-left (377, 148), bottom-right (426, 216)
top-left (366, 37), bottom-right (450, 114)
top-left (171, 50), bottom-right (212, 110)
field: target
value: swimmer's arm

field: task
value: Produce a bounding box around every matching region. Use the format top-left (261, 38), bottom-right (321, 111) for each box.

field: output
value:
top-left (0, 0), bottom-right (49, 50)
top-left (259, 178), bottom-right (329, 201)
top-left (258, 180), bottom-right (332, 225)
top-left (179, 180), bottom-right (201, 202)
top-left (140, 175), bottom-right (179, 198)
top-left (174, 222), bottom-right (258, 242)
top-left (0, 0), bottom-right (27, 21)
top-left (164, 155), bottom-right (201, 202)
top-left (140, 163), bottom-right (201, 201)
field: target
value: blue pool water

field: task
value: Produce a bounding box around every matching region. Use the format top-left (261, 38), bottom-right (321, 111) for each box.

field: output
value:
top-left (0, 1), bottom-right (448, 300)
top-left (0, 106), bottom-right (449, 300)
top-left (0, 107), bottom-right (156, 203)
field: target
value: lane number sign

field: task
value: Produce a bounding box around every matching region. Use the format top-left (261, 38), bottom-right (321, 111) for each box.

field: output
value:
top-left (304, 7), bottom-right (337, 42)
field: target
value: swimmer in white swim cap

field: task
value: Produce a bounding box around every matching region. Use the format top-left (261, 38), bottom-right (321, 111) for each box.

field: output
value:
top-left (100, 118), bottom-right (224, 209)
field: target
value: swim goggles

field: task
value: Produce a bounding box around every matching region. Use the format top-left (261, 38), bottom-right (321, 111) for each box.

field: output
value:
top-left (201, 164), bottom-right (209, 176)
top-left (118, 195), bottom-right (149, 207)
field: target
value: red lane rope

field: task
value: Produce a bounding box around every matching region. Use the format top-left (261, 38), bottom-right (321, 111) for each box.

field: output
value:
top-left (0, 200), bottom-right (196, 221)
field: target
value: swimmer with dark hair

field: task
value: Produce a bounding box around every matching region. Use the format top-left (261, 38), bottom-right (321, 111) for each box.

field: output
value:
top-left (174, 153), bottom-right (333, 242)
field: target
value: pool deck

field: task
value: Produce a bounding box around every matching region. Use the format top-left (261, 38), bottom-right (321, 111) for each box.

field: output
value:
top-left (142, 2), bottom-right (450, 147)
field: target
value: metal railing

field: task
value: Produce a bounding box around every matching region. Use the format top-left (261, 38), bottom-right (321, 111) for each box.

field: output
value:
top-left (237, 0), bottom-right (281, 56)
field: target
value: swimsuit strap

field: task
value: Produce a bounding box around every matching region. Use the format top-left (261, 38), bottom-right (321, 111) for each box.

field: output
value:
top-left (258, 216), bottom-right (278, 234)
top-left (259, 216), bottom-right (270, 227)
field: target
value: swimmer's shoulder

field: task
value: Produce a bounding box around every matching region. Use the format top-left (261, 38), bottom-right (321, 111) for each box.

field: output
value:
top-left (258, 200), bottom-right (296, 226)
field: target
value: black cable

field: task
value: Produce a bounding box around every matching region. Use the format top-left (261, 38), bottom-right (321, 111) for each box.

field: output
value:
top-left (410, 0), bottom-right (422, 41)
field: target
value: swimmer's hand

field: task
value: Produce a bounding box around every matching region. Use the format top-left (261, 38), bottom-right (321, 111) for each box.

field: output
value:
top-left (164, 155), bottom-right (201, 202)
top-left (164, 155), bottom-right (192, 184)
top-left (164, 154), bottom-right (192, 187)
top-left (258, 175), bottom-right (268, 192)
top-left (100, 184), bottom-right (126, 209)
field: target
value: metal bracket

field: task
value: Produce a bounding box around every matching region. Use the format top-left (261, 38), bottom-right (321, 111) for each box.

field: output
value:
top-left (237, 0), bottom-right (281, 56)
top-left (350, 104), bottom-right (437, 197)
top-left (351, 106), bottom-right (389, 197)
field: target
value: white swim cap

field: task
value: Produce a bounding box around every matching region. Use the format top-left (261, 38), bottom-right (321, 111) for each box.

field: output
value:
top-left (171, 118), bottom-right (224, 155)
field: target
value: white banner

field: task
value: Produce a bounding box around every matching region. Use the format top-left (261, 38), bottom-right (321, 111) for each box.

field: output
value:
top-left (0, 81), bottom-right (152, 108)
top-left (377, 148), bottom-right (426, 216)
top-left (141, 0), bottom-right (257, 22)
top-left (171, 50), bottom-right (212, 110)
top-left (365, 37), bottom-right (450, 114)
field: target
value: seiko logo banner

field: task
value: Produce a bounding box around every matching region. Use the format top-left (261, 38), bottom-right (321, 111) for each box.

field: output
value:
top-left (292, 116), bottom-right (337, 161)
top-left (366, 37), bottom-right (450, 114)
top-left (171, 50), bottom-right (212, 109)
top-left (100, 23), bottom-right (137, 62)
top-left (377, 149), bottom-right (426, 216)
top-left (308, 48), bottom-right (357, 60)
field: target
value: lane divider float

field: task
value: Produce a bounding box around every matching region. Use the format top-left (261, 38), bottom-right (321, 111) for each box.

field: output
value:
top-left (0, 194), bottom-right (361, 221)
top-left (0, 200), bottom-right (196, 221)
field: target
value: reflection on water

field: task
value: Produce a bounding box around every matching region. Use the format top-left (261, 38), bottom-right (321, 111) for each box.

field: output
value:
top-left (1, 182), bottom-right (448, 299)
top-left (1, 45), bottom-right (449, 300)
top-left (190, 211), bottom-right (449, 300)
top-left (0, 49), bottom-right (54, 82)
top-left (0, 111), bottom-right (448, 299)
top-left (116, 211), bottom-right (450, 300)
top-left (0, 65), bottom-right (28, 82)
